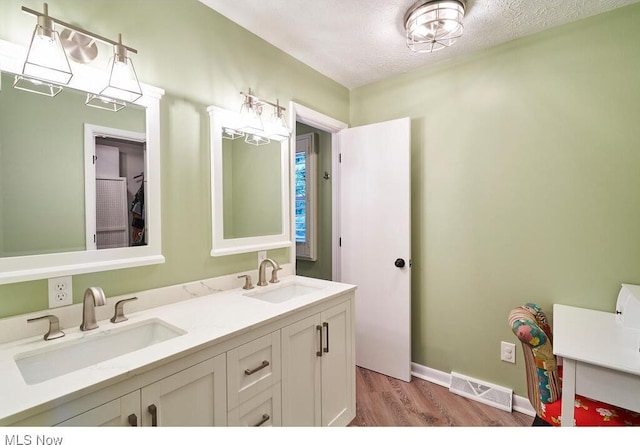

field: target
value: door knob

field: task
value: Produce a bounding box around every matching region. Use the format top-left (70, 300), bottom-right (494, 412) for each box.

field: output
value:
top-left (394, 258), bottom-right (406, 268)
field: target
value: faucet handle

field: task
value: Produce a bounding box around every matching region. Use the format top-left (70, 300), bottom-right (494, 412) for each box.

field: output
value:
top-left (111, 297), bottom-right (138, 323)
top-left (269, 266), bottom-right (282, 284)
top-left (238, 274), bottom-right (254, 290)
top-left (27, 314), bottom-right (65, 341)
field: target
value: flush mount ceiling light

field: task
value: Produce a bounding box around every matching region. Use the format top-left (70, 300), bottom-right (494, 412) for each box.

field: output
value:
top-left (404, 0), bottom-right (465, 53)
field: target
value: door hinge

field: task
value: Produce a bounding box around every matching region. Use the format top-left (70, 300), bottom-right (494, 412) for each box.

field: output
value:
top-left (339, 153), bottom-right (342, 163)
top-left (93, 155), bottom-right (97, 165)
top-left (339, 237), bottom-right (342, 247)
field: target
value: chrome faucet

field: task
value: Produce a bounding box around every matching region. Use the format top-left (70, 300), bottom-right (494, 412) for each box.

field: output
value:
top-left (80, 287), bottom-right (106, 331)
top-left (257, 258), bottom-right (282, 286)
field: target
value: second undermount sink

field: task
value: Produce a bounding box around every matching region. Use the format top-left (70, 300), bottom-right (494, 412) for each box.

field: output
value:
top-left (15, 318), bottom-right (186, 385)
top-left (244, 281), bottom-right (322, 304)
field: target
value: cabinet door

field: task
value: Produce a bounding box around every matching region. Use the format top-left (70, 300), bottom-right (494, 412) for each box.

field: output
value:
top-left (141, 354), bottom-right (227, 426)
top-left (321, 300), bottom-right (354, 426)
top-left (56, 391), bottom-right (140, 426)
top-left (281, 313), bottom-right (322, 426)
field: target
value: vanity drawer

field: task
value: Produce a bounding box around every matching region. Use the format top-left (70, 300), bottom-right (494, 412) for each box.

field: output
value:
top-left (227, 383), bottom-right (281, 426)
top-left (227, 331), bottom-right (281, 409)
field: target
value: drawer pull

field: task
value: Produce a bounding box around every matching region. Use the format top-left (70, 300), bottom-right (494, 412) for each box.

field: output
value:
top-left (245, 360), bottom-right (270, 375)
top-left (148, 404), bottom-right (158, 427)
top-left (128, 413), bottom-right (138, 427)
top-left (254, 414), bottom-right (270, 427)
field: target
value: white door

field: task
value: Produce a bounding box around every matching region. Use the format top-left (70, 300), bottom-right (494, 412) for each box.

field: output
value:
top-left (338, 117), bottom-right (411, 382)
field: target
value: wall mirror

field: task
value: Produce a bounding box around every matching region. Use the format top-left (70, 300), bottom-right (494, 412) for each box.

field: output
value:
top-left (0, 39), bottom-right (164, 284)
top-left (208, 106), bottom-right (291, 256)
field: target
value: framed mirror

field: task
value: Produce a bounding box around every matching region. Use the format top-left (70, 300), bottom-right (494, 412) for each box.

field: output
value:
top-left (0, 39), bottom-right (164, 284)
top-left (208, 106), bottom-right (291, 256)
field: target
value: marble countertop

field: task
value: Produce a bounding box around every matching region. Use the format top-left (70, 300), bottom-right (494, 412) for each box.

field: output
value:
top-left (0, 274), bottom-right (356, 422)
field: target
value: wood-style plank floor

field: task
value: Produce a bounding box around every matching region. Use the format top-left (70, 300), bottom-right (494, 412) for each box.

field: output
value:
top-left (349, 367), bottom-right (534, 427)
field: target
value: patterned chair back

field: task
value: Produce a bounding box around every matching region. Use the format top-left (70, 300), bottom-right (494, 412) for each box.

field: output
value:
top-left (508, 303), bottom-right (561, 417)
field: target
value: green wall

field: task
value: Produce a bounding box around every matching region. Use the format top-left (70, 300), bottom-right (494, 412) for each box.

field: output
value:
top-left (350, 4), bottom-right (640, 397)
top-left (0, 0), bottom-right (349, 317)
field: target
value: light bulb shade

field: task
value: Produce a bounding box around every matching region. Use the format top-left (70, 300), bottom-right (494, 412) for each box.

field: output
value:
top-left (222, 127), bottom-right (245, 140)
top-left (405, 0), bottom-right (465, 53)
top-left (13, 74), bottom-right (63, 97)
top-left (100, 49), bottom-right (142, 103)
top-left (86, 93), bottom-right (127, 112)
top-left (22, 23), bottom-right (73, 85)
top-left (238, 98), bottom-right (264, 133)
top-left (265, 111), bottom-right (291, 141)
top-left (244, 133), bottom-right (271, 146)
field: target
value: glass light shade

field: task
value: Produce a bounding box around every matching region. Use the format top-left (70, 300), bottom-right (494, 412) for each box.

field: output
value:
top-left (265, 109), bottom-right (291, 141)
top-left (100, 49), bottom-right (142, 103)
top-left (222, 127), bottom-right (245, 140)
top-left (13, 75), bottom-right (63, 97)
top-left (405, 0), bottom-right (465, 53)
top-left (238, 98), bottom-right (264, 133)
top-left (244, 133), bottom-right (271, 146)
top-left (22, 23), bottom-right (73, 85)
top-left (85, 93), bottom-right (126, 112)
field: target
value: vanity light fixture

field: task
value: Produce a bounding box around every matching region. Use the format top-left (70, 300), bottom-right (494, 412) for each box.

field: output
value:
top-left (15, 3), bottom-right (142, 109)
top-left (239, 89), bottom-right (265, 133)
top-left (404, 0), bottom-right (465, 53)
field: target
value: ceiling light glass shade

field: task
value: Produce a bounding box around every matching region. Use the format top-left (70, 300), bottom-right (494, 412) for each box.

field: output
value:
top-left (85, 93), bottom-right (126, 112)
top-left (244, 133), bottom-right (271, 146)
top-left (22, 20), bottom-right (73, 85)
top-left (405, 0), bottom-right (465, 53)
top-left (13, 75), bottom-right (63, 97)
top-left (100, 40), bottom-right (142, 103)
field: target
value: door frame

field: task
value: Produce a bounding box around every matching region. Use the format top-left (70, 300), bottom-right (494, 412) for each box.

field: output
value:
top-left (288, 103), bottom-right (347, 280)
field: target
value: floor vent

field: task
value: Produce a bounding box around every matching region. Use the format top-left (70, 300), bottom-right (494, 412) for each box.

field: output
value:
top-left (449, 372), bottom-right (513, 412)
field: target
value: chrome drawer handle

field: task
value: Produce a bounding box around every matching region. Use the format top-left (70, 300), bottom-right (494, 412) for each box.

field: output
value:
top-left (323, 321), bottom-right (329, 353)
top-left (245, 360), bottom-right (270, 375)
top-left (317, 325), bottom-right (323, 357)
top-left (254, 414), bottom-right (270, 427)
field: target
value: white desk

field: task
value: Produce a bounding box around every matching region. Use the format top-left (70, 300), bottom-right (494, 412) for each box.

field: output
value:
top-left (553, 304), bottom-right (640, 426)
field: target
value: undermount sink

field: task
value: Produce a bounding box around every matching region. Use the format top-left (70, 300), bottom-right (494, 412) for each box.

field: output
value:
top-left (244, 281), bottom-right (322, 304)
top-left (14, 318), bottom-right (186, 385)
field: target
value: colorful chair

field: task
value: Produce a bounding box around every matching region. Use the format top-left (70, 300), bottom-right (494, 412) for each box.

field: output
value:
top-left (508, 303), bottom-right (640, 426)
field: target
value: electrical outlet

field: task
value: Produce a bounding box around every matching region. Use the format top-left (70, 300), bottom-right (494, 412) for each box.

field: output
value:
top-left (501, 341), bottom-right (516, 363)
top-left (258, 250), bottom-right (267, 269)
top-left (48, 276), bottom-right (73, 308)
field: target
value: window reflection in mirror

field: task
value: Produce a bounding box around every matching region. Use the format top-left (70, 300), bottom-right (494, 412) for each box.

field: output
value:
top-left (0, 71), bottom-right (146, 258)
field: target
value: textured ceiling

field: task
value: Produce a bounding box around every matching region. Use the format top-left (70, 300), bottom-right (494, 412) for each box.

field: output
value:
top-left (199, 0), bottom-right (640, 89)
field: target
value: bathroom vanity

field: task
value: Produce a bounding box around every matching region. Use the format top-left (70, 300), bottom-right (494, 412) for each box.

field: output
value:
top-left (0, 274), bottom-right (356, 427)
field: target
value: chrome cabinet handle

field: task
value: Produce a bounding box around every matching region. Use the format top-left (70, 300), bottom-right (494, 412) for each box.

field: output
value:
top-left (317, 325), bottom-right (323, 357)
top-left (148, 404), bottom-right (158, 427)
top-left (254, 413), bottom-right (270, 427)
top-left (128, 413), bottom-right (138, 427)
top-left (245, 360), bottom-right (270, 375)
top-left (323, 322), bottom-right (329, 353)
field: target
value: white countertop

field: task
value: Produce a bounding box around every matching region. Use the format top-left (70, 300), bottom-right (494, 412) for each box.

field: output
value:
top-left (553, 304), bottom-right (640, 375)
top-left (0, 275), bottom-right (356, 422)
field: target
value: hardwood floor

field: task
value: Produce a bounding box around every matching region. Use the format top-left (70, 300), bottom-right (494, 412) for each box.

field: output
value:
top-left (349, 367), bottom-right (534, 427)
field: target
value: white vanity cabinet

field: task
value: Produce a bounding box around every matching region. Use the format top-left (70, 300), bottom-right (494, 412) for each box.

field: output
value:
top-left (281, 300), bottom-right (354, 426)
top-left (55, 354), bottom-right (227, 426)
top-left (3, 285), bottom-right (355, 428)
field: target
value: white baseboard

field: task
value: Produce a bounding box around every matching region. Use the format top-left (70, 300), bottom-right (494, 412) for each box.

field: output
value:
top-left (410, 362), bottom-right (536, 418)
